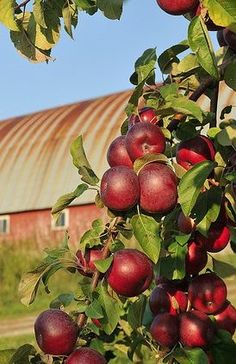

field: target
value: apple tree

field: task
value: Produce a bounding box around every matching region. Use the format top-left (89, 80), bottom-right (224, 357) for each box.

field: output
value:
top-left (1, 1), bottom-right (236, 363)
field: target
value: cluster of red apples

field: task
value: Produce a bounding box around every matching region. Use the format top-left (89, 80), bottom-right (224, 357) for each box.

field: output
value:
top-left (155, 1), bottom-right (236, 52)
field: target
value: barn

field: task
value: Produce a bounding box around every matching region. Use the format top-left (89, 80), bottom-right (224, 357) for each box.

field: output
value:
top-left (0, 83), bottom-right (235, 247)
top-left (0, 90), bottom-right (131, 247)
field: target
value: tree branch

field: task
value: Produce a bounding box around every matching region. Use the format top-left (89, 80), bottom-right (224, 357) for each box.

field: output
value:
top-left (15, 0), bottom-right (31, 10)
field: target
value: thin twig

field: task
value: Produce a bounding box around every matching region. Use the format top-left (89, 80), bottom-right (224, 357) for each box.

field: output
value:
top-left (15, 0), bottom-right (31, 10)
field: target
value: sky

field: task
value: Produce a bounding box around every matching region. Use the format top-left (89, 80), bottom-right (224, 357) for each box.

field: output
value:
top-left (0, 0), bottom-right (218, 120)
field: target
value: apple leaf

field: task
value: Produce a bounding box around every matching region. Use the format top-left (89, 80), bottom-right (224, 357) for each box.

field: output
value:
top-left (51, 183), bottom-right (89, 220)
top-left (70, 135), bottom-right (99, 186)
top-left (0, 0), bottom-right (18, 31)
top-left (80, 218), bottom-right (105, 251)
top-left (178, 160), bottom-right (216, 216)
top-left (131, 214), bottom-right (161, 263)
top-left (33, 0), bottom-right (47, 28)
top-left (97, 0), bottom-right (123, 20)
top-left (202, 0), bottom-right (236, 32)
top-left (212, 257), bottom-right (236, 278)
top-left (167, 241), bottom-right (187, 280)
top-left (224, 171), bottom-right (236, 182)
top-left (130, 48), bottom-right (157, 86)
top-left (127, 295), bottom-right (146, 330)
top-left (9, 344), bottom-right (36, 364)
top-left (209, 329), bottom-right (236, 364)
top-left (188, 16), bottom-right (219, 80)
top-left (224, 60), bottom-right (236, 91)
top-left (97, 285), bottom-right (122, 335)
top-left (216, 125), bottom-right (236, 148)
top-left (93, 256), bottom-right (113, 273)
top-left (85, 298), bottom-right (104, 319)
top-left (75, 0), bottom-right (98, 15)
top-left (133, 153), bottom-right (170, 174)
top-left (50, 293), bottom-right (75, 309)
top-left (158, 40), bottom-right (189, 74)
top-left (171, 347), bottom-right (209, 364)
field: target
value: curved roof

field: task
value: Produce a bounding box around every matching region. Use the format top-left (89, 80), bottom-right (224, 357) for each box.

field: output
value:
top-left (0, 90), bottom-right (131, 214)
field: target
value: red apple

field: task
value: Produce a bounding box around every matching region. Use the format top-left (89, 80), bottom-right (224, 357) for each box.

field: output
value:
top-left (149, 283), bottom-right (188, 316)
top-left (150, 313), bottom-right (179, 347)
top-left (188, 273), bottom-right (227, 314)
top-left (65, 347), bottom-right (107, 364)
top-left (128, 107), bottom-right (159, 126)
top-left (125, 122), bottom-right (165, 162)
top-left (223, 28), bottom-right (236, 52)
top-left (176, 135), bottom-right (215, 170)
top-left (177, 211), bottom-right (196, 234)
top-left (138, 162), bottom-right (178, 214)
top-left (107, 249), bottom-right (153, 297)
top-left (214, 302), bottom-right (236, 335)
top-left (107, 135), bottom-right (133, 168)
top-left (76, 248), bottom-right (104, 277)
top-left (34, 309), bottom-right (78, 355)
top-left (185, 240), bottom-right (208, 275)
top-left (179, 310), bottom-right (215, 347)
top-left (100, 166), bottom-right (140, 211)
top-left (195, 222), bottom-right (230, 253)
top-left (156, 0), bottom-right (199, 16)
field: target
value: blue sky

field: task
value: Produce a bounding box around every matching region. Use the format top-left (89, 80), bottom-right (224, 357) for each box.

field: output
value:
top-left (0, 0), bottom-right (218, 120)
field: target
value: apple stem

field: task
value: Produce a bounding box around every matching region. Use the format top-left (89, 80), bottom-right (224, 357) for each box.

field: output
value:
top-left (77, 216), bottom-right (123, 328)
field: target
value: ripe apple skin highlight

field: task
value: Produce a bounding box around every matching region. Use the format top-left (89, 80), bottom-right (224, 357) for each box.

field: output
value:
top-left (107, 135), bottom-right (133, 168)
top-left (138, 162), bottom-right (178, 214)
top-left (150, 313), bottom-right (179, 347)
top-left (179, 310), bottom-right (215, 348)
top-left (65, 347), bottom-right (107, 364)
top-left (214, 302), bottom-right (236, 335)
top-left (185, 240), bottom-right (208, 275)
top-left (125, 122), bottom-right (165, 162)
top-left (176, 135), bottom-right (215, 170)
top-left (156, 0), bottom-right (199, 16)
top-left (76, 248), bottom-right (104, 277)
top-left (188, 272), bottom-right (227, 314)
top-left (100, 166), bottom-right (140, 211)
top-left (107, 249), bottom-right (153, 297)
top-left (34, 309), bottom-right (78, 355)
top-left (196, 222), bottom-right (230, 253)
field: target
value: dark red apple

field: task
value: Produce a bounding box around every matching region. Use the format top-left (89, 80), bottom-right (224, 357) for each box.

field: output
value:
top-left (185, 240), bottom-right (208, 275)
top-left (65, 347), bottom-right (107, 364)
top-left (100, 166), bottom-right (140, 211)
top-left (195, 222), bottom-right (230, 253)
top-left (107, 135), bottom-right (133, 168)
top-left (188, 273), bottom-right (227, 314)
top-left (125, 122), bottom-right (165, 162)
top-left (138, 162), bottom-right (178, 214)
top-left (223, 28), bottom-right (236, 52)
top-left (177, 211), bottom-right (196, 234)
top-left (217, 29), bottom-right (227, 47)
top-left (76, 248), bottom-right (104, 277)
top-left (128, 107), bottom-right (159, 126)
top-left (34, 309), bottom-right (78, 355)
top-left (214, 302), bottom-right (236, 335)
top-left (176, 135), bottom-right (215, 170)
top-left (150, 313), bottom-right (179, 347)
top-left (156, 0), bottom-right (199, 16)
top-left (179, 310), bottom-right (215, 347)
top-left (149, 283), bottom-right (188, 316)
top-left (107, 249), bottom-right (153, 297)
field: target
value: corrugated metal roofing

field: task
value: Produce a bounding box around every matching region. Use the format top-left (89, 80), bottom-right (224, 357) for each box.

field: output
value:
top-left (0, 83), bottom-right (235, 214)
top-left (0, 90), bottom-right (131, 214)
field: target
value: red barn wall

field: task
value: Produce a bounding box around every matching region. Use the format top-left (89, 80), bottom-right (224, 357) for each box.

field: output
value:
top-left (0, 204), bottom-right (107, 248)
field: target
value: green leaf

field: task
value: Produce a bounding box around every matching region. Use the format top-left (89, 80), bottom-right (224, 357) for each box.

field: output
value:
top-left (127, 295), bottom-right (146, 330)
top-left (224, 60), bottom-right (236, 91)
top-left (131, 48), bottom-right (157, 85)
top-left (80, 218), bottom-right (105, 250)
top-left (0, 0), bottom-right (18, 31)
top-left (33, 0), bottom-right (47, 28)
top-left (193, 186), bottom-right (222, 235)
top-left (212, 258), bottom-right (236, 278)
top-left (172, 347), bottom-right (209, 364)
top-left (168, 241), bottom-right (187, 280)
top-left (131, 214), bottom-right (161, 263)
top-left (97, 0), bottom-right (123, 20)
top-left (70, 135), bottom-right (99, 186)
top-left (0, 350), bottom-right (16, 364)
top-left (9, 344), bottom-right (36, 364)
top-left (51, 183), bottom-right (89, 220)
top-left (188, 16), bottom-right (219, 79)
top-left (97, 285), bottom-right (122, 334)
top-left (175, 53), bottom-right (200, 75)
top-left (85, 298), bottom-right (104, 319)
top-left (133, 153), bottom-right (170, 174)
top-left (202, 0), bottom-right (236, 32)
top-left (217, 125), bottom-right (236, 148)
top-left (158, 40), bottom-right (189, 74)
top-left (50, 293), bottom-right (75, 309)
top-left (210, 329), bottom-right (236, 364)
top-left (94, 256), bottom-right (113, 273)
top-left (159, 84), bottom-right (179, 100)
top-left (224, 171), bottom-right (236, 182)
top-left (75, 0), bottom-right (97, 15)
top-left (158, 96), bottom-right (204, 122)
top-left (178, 160), bottom-right (216, 216)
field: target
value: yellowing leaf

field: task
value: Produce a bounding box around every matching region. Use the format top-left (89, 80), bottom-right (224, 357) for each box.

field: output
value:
top-left (0, 0), bottom-right (18, 31)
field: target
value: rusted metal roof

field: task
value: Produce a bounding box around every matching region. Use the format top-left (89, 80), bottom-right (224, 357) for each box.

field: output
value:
top-left (0, 90), bottom-right (131, 213)
top-left (0, 83), bottom-right (235, 214)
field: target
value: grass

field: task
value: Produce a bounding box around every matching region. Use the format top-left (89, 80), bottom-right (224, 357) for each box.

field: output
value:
top-left (0, 334), bottom-right (35, 351)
